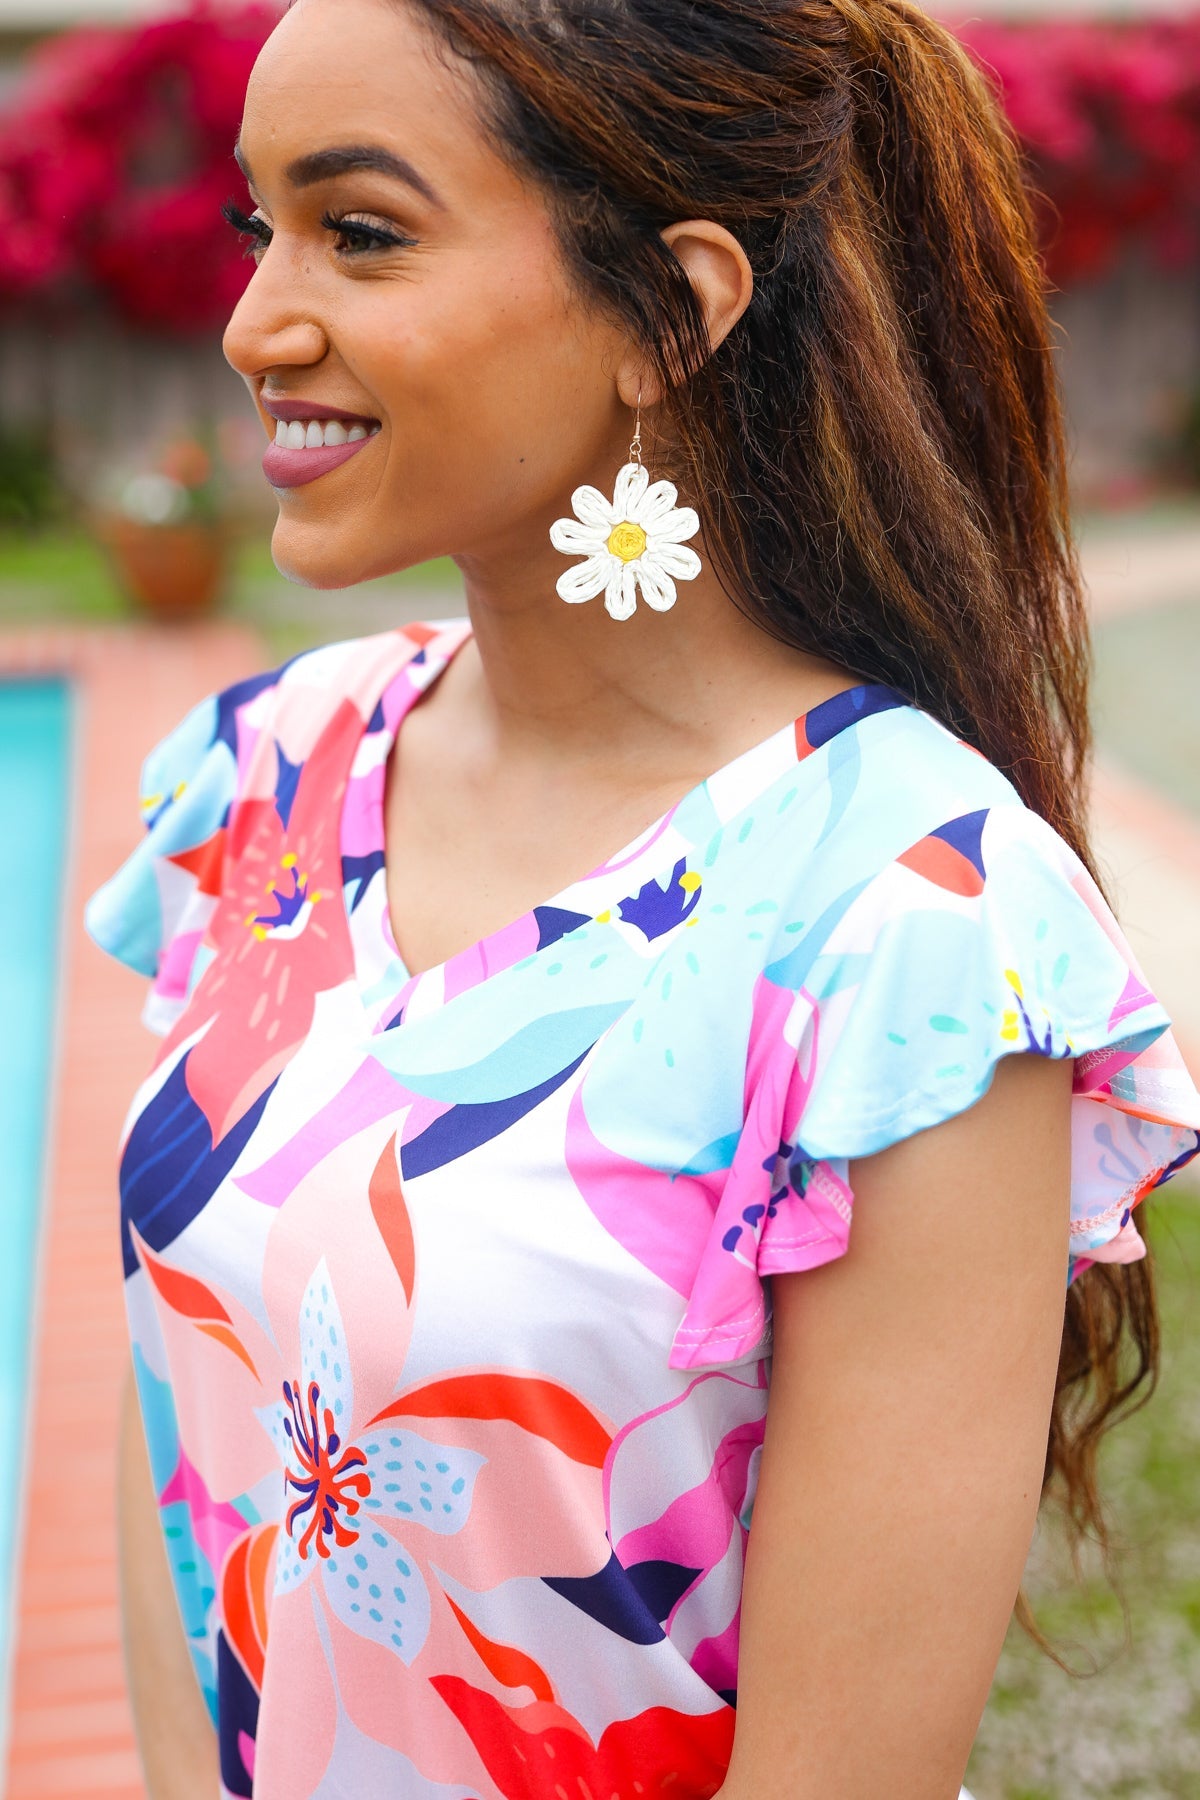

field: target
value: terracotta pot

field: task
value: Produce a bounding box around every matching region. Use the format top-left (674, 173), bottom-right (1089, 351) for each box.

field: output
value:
top-left (96, 515), bottom-right (230, 620)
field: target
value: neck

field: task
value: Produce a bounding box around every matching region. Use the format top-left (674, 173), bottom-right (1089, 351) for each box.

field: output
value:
top-left (449, 527), bottom-right (826, 777)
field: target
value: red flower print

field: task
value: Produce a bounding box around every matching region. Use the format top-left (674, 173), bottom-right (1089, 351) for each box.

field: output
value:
top-left (431, 1676), bottom-right (735, 1800)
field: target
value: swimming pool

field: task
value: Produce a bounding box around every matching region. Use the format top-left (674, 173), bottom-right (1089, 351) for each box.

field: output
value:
top-left (0, 678), bottom-right (71, 1724)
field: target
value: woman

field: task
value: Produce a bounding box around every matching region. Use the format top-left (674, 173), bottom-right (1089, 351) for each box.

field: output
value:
top-left (87, 1), bottom-right (1200, 1796)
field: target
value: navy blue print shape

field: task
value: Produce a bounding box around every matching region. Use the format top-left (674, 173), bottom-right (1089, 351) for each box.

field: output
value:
top-left (400, 1049), bottom-right (589, 1180)
top-left (802, 683), bottom-right (905, 750)
top-left (624, 1557), bottom-right (702, 1622)
top-left (343, 848), bottom-right (386, 913)
top-left (212, 660), bottom-right (298, 760)
top-left (119, 1051), bottom-right (277, 1277)
top-left (272, 740), bottom-right (303, 831)
top-left (543, 1551), bottom-right (665, 1645)
top-left (533, 905), bottom-right (591, 951)
top-left (617, 858), bottom-right (701, 943)
top-left (216, 1632), bottom-right (258, 1798)
top-left (930, 809), bottom-right (989, 880)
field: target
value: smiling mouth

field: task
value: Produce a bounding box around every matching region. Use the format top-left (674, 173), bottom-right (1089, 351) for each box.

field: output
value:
top-left (271, 417), bottom-right (381, 450)
top-left (261, 416), bottom-right (383, 490)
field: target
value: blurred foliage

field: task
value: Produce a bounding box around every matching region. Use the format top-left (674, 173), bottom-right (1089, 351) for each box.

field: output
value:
top-left (952, 17), bottom-right (1200, 283)
top-left (1171, 388), bottom-right (1200, 491)
top-left (0, 427), bottom-right (63, 529)
top-left (0, 4), bottom-right (278, 333)
top-left (2, 5), bottom-right (1200, 334)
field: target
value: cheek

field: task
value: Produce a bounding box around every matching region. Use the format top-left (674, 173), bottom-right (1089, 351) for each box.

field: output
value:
top-left (352, 248), bottom-right (611, 467)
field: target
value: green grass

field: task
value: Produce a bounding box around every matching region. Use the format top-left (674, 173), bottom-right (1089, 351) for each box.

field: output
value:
top-left (0, 524), bottom-right (128, 620)
top-left (0, 524), bottom-right (466, 662)
top-left (1093, 602), bottom-right (1200, 819)
top-left (967, 1180), bottom-right (1200, 1799)
top-left (1075, 500), bottom-right (1200, 543)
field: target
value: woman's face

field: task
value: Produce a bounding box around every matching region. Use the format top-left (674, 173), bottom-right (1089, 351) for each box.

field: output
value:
top-left (223, 0), bottom-right (633, 590)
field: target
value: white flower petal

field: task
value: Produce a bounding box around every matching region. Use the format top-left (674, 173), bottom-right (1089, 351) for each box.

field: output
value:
top-left (255, 1395), bottom-right (293, 1465)
top-left (646, 505), bottom-right (700, 545)
top-left (299, 1259), bottom-right (353, 1427)
top-left (272, 1508), bottom-right (310, 1596)
top-left (556, 553), bottom-right (611, 604)
top-left (550, 517), bottom-right (607, 556)
top-left (257, 1398), bottom-right (313, 1596)
top-left (635, 562), bottom-right (678, 612)
top-left (612, 461), bottom-right (649, 520)
top-left (570, 484), bottom-right (615, 530)
top-left (647, 541), bottom-right (702, 582)
top-left (322, 1523), bottom-right (431, 1664)
top-left (632, 479), bottom-right (681, 528)
top-left (605, 561), bottom-right (638, 621)
top-left (359, 1426), bottom-right (486, 1536)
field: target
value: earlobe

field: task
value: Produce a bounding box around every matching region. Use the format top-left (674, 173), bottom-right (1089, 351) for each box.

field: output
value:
top-left (660, 219), bottom-right (754, 358)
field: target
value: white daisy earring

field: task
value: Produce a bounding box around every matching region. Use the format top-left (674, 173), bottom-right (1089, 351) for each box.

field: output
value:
top-left (549, 392), bottom-right (702, 621)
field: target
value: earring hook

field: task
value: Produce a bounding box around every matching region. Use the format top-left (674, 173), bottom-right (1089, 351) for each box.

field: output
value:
top-left (629, 388), bottom-right (643, 467)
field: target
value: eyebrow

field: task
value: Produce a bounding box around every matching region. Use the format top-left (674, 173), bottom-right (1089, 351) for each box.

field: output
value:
top-left (233, 141), bottom-right (443, 210)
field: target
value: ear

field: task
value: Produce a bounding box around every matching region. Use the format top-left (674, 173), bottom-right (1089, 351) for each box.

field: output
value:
top-left (617, 220), bottom-right (754, 407)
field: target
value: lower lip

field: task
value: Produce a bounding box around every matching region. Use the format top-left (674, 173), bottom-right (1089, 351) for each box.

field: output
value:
top-left (261, 432), bottom-right (378, 490)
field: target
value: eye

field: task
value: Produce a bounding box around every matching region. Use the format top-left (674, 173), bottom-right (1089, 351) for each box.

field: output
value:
top-left (221, 198), bottom-right (272, 261)
top-left (320, 211), bottom-right (417, 257)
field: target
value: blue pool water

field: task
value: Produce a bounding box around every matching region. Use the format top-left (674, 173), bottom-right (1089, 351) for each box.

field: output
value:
top-left (0, 679), bottom-right (71, 1686)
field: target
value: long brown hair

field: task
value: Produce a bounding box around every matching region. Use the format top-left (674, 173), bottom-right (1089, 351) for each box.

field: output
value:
top-left (406, 0), bottom-right (1158, 1622)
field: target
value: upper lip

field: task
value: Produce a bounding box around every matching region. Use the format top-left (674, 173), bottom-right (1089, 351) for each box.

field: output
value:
top-left (261, 396), bottom-right (380, 425)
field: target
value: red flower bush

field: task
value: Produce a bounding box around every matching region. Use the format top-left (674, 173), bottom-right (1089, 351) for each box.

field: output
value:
top-left (956, 14), bottom-right (1200, 282)
top-left (1, 4), bottom-right (1200, 333)
top-left (0, 3), bottom-right (279, 332)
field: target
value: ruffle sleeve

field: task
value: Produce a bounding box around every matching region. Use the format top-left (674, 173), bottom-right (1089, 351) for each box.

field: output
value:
top-left (84, 688), bottom-right (243, 1037)
top-left (669, 803), bottom-right (1200, 1370)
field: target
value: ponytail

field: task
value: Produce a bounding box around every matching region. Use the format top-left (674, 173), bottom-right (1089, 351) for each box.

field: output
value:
top-left (406, 0), bottom-right (1154, 1634)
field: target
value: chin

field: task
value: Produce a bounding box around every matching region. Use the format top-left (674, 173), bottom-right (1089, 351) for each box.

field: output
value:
top-left (269, 516), bottom-right (385, 591)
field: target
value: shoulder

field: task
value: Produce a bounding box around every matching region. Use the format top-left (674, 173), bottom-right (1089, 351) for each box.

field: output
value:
top-left (755, 696), bottom-right (1191, 1155)
top-left (749, 690), bottom-right (1060, 924)
top-left (813, 693), bottom-right (1030, 850)
top-left (137, 620), bottom-right (460, 828)
top-left (83, 623), bottom-right (454, 1011)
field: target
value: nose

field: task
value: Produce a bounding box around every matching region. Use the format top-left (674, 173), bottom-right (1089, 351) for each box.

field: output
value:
top-left (223, 254), bottom-right (329, 383)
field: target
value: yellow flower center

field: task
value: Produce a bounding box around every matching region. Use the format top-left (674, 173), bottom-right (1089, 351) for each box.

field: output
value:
top-left (607, 520), bottom-right (647, 563)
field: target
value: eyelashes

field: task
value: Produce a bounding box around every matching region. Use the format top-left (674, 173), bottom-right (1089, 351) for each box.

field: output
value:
top-left (318, 209), bottom-right (419, 256)
top-left (220, 198), bottom-right (417, 261)
top-left (222, 198), bottom-right (272, 259)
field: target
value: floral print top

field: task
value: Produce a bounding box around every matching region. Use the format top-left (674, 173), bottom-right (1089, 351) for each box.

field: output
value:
top-left (86, 620), bottom-right (1200, 1800)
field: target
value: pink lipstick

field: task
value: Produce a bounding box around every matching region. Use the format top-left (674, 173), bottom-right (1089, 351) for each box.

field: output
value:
top-left (259, 397), bottom-right (382, 491)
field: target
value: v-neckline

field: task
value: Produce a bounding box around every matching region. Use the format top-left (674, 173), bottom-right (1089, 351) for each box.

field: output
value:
top-left (346, 622), bottom-right (907, 1019)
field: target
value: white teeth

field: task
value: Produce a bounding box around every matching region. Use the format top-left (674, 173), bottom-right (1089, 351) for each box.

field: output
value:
top-left (274, 416), bottom-right (376, 448)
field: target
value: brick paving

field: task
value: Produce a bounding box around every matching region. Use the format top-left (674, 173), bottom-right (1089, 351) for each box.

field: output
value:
top-left (1, 625), bottom-right (263, 1800)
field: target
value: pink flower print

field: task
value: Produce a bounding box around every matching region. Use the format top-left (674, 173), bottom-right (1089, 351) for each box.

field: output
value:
top-left (160, 697), bottom-right (364, 1146)
top-left (257, 1257), bottom-right (484, 1665)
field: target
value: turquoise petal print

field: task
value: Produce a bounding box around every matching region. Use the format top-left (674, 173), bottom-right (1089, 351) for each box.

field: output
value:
top-left (366, 1002), bottom-right (630, 1102)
